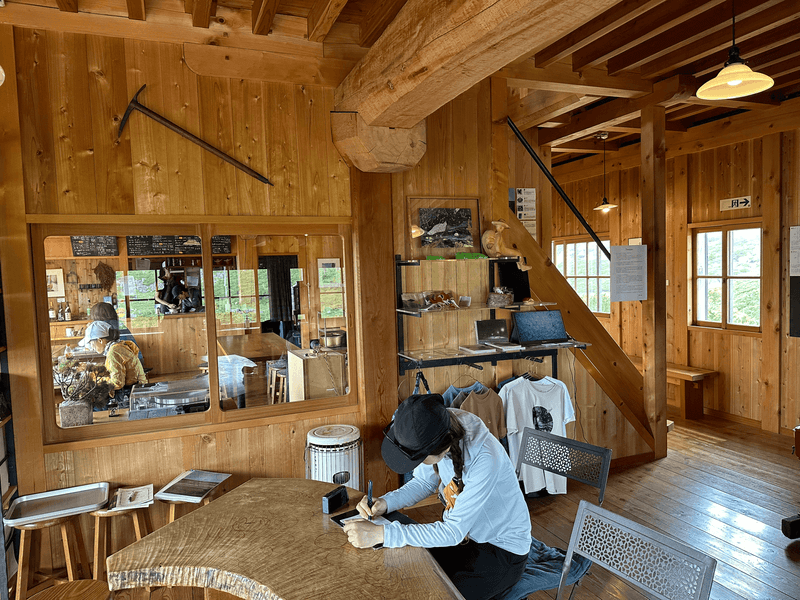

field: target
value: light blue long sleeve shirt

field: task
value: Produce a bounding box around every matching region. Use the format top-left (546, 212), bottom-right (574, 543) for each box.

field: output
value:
top-left (381, 409), bottom-right (531, 556)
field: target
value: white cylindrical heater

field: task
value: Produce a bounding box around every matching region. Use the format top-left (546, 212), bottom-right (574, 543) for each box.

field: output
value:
top-left (305, 425), bottom-right (363, 491)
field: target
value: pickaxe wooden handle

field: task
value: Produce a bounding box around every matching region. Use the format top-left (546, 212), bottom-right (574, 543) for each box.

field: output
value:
top-left (119, 85), bottom-right (273, 186)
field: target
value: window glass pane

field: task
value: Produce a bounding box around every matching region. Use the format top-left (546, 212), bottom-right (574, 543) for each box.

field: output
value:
top-left (697, 231), bottom-right (722, 277)
top-left (568, 277), bottom-right (576, 289)
top-left (555, 244), bottom-right (564, 274)
top-left (215, 236), bottom-right (349, 411)
top-left (575, 243), bottom-right (587, 276)
top-left (45, 234), bottom-right (210, 429)
top-left (600, 278), bottom-right (611, 313)
top-left (566, 245), bottom-right (575, 276)
top-left (729, 228), bottom-right (761, 277)
top-left (697, 278), bottom-right (722, 322)
top-left (575, 278), bottom-right (587, 303)
top-left (729, 279), bottom-right (760, 326)
top-left (587, 278), bottom-right (598, 311)
top-left (599, 242), bottom-right (611, 276)
top-left (587, 244), bottom-right (597, 276)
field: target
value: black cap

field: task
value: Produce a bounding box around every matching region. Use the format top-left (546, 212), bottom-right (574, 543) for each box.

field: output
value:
top-left (381, 394), bottom-right (451, 473)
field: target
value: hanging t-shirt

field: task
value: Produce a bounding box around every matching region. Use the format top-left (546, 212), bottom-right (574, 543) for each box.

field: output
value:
top-left (460, 388), bottom-right (507, 440)
top-left (441, 381), bottom-right (486, 408)
top-left (500, 376), bottom-right (575, 495)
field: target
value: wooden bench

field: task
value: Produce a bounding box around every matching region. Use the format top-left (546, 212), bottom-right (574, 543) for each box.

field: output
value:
top-left (627, 356), bottom-right (717, 420)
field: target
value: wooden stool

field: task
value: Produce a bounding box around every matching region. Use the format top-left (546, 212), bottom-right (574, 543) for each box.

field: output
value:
top-left (88, 506), bottom-right (150, 581)
top-left (268, 369), bottom-right (286, 404)
top-left (29, 580), bottom-right (111, 600)
top-left (159, 496), bottom-right (212, 525)
top-left (14, 516), bottom-right (91, 600)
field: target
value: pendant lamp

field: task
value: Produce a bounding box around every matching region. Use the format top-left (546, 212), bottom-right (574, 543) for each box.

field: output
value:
top-left (593, 132), bottom-right (617, 213)
top-left (696, 0), bottom-right (773, 100)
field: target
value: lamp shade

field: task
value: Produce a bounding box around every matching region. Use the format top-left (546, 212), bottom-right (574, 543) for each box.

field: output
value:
top-left (593, 198), bottom-right (617, 213)
top-left (696, 62), bottom-right (774, 100)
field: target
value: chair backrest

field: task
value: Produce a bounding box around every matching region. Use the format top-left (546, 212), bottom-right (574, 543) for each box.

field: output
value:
top-left (556, 500), bottom-right (717, 600)
top-left (515, 427), bottom-right (612, 505)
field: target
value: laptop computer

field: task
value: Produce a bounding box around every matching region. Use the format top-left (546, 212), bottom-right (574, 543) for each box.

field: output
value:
top-left (475, 319), bottom-right (523, 351)
top-left (511, 310), bottom-right (571, 347)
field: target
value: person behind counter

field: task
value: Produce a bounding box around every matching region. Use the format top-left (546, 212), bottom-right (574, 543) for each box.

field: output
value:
top-left (155, 266), bottom-right (187, 314)
top-left (84, 321), bottom-right (148, 409)
top-left (343, 394), bottom-right (531, 600)
top-left (176, 287), bottom-right (204, 313)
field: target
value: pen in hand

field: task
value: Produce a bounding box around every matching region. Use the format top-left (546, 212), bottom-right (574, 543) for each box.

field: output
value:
top-left (367, 480), bottom-right (373, 521)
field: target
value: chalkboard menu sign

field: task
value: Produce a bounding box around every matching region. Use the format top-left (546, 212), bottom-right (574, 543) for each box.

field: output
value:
top-left (126, 235), bottom-right (204, 256)
top-left (70, 236), bottom-right (119, 257)
top-left (211, 236), bottom-right (232, 254)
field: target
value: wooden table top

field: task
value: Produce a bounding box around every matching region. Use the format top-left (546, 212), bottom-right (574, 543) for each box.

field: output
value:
top-left (107, 478), bottom-right (463, 600)
top-left (217, 332), bottom-right (299, 362)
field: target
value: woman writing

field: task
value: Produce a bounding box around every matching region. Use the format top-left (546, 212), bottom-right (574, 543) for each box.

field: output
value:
top-left (343, 394), bottom-right (531, 600)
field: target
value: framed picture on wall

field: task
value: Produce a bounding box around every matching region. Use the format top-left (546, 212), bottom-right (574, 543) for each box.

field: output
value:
top-left (407, 197), bottom-right (480, 258)
top-left (46, 268), bottom-right (65, 298)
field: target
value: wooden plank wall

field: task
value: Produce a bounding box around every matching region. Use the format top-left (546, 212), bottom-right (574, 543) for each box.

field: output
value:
top-left (392, 81), bottom-right (651, 459)
top-left (8, 27), bottom-right (365, 569)
top-left (552, 135), bottom-right (798, 435)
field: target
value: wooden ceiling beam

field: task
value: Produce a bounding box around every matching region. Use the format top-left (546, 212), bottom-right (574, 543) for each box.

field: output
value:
top-left (641, 0), bottom-right (800, 78)
top-left (747, 43), bottom-right (800, 73)
top-left (358, 0), bottom-right (407, 48)
top-left (607, 0), bottom-right (780, 75)
top-left (497, 60), bottom-right (652, 98)
top-left (55, 0), bottom-right (78, 11)
top-left (126, 0), bottom-right (146, 20)
top-left (684, 95), bottom-right (780, 110)
top-left (508, 91), bottom-right (596, 130)
top-left (765, 55), bottom-right (800, 79)
top-left (609, 118), bottom-right (687, 132)
top-left (685, 21), bottom-right (800, 77)
top-left (252, 0), bottom-right (281, 36)
top-left (551, 139), bottom-right (622, 153)
top-left (539, 74), bottom-right (696, 146)
top-left (335, 0), bottom-right (621, 128)
top-left (532, 0), bottom-right (667, 68)
top-left (572, 0), bottom-right (725, 71)
top-left (308, 0), bottom-right (349, 43)
top-left (192, 0), bottom-right (213, 28)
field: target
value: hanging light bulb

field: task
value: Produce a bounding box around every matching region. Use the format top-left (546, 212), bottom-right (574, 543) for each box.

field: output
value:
top-left (696, 0), bottom-right (773, 100)
top-left (593, 132), bottom-right (617, 213)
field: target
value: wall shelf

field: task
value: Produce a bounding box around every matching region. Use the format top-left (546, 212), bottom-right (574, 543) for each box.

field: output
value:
top-left (394, 255), bottom-right (580, 377)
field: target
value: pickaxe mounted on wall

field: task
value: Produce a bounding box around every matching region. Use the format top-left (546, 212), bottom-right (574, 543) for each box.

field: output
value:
top-left (119, 85), bottom-right (273, 186)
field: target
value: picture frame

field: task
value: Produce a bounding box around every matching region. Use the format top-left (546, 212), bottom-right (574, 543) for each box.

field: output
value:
top-left (317, 258), bottom-right (342, 288)
top-left (46, 268), bottom-right (65, 298)
top-left (407, 197), bottom-right (481, 258)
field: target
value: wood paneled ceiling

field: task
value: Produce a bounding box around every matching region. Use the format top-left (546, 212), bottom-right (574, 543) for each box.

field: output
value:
top-left (3, 0), bottom-right (799, 167)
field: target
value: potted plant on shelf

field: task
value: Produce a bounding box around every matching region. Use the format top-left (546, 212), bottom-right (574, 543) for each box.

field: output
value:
top-left (53, 356), bottom-right (114, 427)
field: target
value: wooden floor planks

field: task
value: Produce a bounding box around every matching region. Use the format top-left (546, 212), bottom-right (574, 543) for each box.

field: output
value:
top-left (77, 415), bottom-right (800, 600)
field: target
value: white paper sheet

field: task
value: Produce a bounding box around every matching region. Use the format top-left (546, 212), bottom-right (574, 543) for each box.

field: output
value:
top-left (611, 245), bottom-right (648, 302)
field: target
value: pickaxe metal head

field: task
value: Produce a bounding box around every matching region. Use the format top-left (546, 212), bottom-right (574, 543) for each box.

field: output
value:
top-left (118, 84), bottom-right (147, 140)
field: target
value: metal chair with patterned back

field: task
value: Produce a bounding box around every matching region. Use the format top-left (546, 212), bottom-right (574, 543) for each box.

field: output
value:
top-left (557, 500), bottom-right (717, 600)
top-left (515, 427), bottom-right (613, 505)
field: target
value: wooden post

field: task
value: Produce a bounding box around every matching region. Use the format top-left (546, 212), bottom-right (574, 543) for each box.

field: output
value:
top-left (641, 104), bottom-right (668, 458)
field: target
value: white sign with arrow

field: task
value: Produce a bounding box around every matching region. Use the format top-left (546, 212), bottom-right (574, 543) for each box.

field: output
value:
top-left (720, 196), bottom-right (752, 211)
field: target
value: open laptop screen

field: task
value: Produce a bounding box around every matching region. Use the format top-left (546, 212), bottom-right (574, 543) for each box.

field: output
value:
top-left (475, 319), bottom-right (509, 343)
top-left (512, 310), bottom-right (569, 345)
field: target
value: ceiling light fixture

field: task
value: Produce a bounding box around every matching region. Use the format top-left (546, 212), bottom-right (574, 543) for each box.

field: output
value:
top-left (593, 132), bottom-right (617, 213)
top-left (696, 0), bottom-right (773, 100)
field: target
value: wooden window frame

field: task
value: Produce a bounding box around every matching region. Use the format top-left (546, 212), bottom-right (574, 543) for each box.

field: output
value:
top-left (31, 221), bottom-right (359, 447)
top-left (552, 235), bottom-right (611, 316)
top-left (691, 222), bottom-right (762, 333)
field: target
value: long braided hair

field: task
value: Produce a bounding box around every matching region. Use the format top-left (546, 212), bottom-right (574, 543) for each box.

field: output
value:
top-left (430, 412), bottom-right (467, 493)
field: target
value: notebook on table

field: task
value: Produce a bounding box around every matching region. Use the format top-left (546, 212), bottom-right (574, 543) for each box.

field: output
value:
top-left (511, 310), bottom-right (571, 348)
top-left (475, 319), bottom-right (523, 351)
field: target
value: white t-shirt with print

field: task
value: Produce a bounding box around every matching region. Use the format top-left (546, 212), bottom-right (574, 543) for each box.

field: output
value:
top-left (500, 377), bottom-right (575, 494)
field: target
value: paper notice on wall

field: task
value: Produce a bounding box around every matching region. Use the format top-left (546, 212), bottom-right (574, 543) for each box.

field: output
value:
top-left (521, 221), bottom-right (538, 241)
top-left (611, 245), bottom-right (648, 302)
top-left (515, 188), bottom-right (536, 220)
top-left (791, 227), bottom-right (800, 277)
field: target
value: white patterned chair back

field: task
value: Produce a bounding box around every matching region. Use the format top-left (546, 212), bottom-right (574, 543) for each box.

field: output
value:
top-left (515, 427), bottom-right (612, 505)
top-left (556, 500), bottom-right (717, 600)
